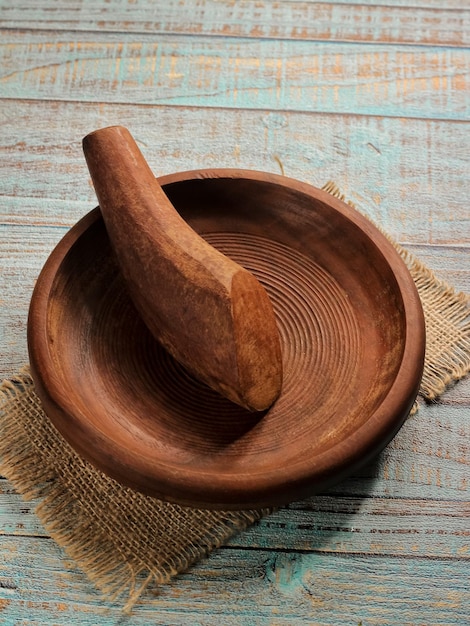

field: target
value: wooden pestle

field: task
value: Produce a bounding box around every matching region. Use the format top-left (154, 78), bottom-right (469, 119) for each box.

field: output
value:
top-left (82, 126), bottom-right (282, 411)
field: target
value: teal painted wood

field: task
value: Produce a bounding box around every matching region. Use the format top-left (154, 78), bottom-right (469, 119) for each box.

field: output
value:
top-left (0, 536), bottom-right (469, 624)
top-left (404, 245), bottom-right (470, 294)
top-left (0, 482), bottom-right (45, 537)
top-left (1, 32), bottom-right (469, 120)
top-left (0, 0), bottom-right (469, 622)
top-left (1, 101), bottom-right (469, 247)
top-left (337, 0), bottom-right (467, 7)
top-left (1, 0), bottom-right (469, 47)
top-left (239, 502), bottom-right (470, 558)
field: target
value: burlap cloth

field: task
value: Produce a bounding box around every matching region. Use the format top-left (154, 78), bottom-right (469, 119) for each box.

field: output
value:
top-left (1, 183), bottom-right (469, 609)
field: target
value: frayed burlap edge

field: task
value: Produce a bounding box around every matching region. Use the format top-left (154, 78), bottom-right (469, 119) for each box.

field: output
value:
top-left (322, 181), bottom-right (470, 401)
top-left (0, 370), bottom-right (269, 611)
top-left (1, 184), bottom-right (469, 610)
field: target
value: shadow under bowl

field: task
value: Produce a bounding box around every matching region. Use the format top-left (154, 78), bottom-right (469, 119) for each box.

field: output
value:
top-left (28, 170), bottom-right (425, 509)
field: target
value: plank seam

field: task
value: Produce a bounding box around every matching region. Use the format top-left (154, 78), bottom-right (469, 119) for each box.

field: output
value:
top-left (0, 96), bottom-right (468, 123)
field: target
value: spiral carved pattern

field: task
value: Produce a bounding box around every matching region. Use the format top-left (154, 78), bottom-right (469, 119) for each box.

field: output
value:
top-left (87, 231), bottom-right (362, 461)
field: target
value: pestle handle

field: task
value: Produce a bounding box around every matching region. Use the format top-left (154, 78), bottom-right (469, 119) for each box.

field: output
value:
top-left (82, 126), bottom-right (282, 411)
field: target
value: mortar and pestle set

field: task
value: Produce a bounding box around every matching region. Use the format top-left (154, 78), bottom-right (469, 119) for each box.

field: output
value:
top-left (27, 126), bottom-right (425, 509)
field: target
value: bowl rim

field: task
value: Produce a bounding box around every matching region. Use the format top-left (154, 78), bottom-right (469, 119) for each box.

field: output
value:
top-left (28, 169), bottom-right (426, 508)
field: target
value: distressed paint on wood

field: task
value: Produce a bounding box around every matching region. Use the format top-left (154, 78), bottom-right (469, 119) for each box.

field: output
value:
top-left (1, 101), bottom-right (469, 247)
top-left (0, 536), bottom-right (468, 625)
top-left (1, 33), bottom-right (469, 120)
top-left (332, 0), bottom-right (468, 7)
top-left (1, 0), bottom-right (469, 47)
top-left (0, 0), bottom-right (469, 622)
top-left (238, 500), bottom-right (470, 558)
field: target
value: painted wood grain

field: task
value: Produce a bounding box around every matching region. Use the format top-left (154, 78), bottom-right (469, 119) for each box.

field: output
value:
top-left (0, 536), bottom-right (468, 625)
top-left (0, 485), bottom-right (45, 538)
top-left (1, 0), bottom-right (469, 47)
top-left (338, 0), bottom-right (467, 7)
top-left (1, 32), bottom-right (469, 120)
top-left (436, 371), bottom-right (470, 407)
top-left (404, 244), bottom-right (470, 294)
top-left (238, 499), bottom-right (469, 558)
top-left (0, 0), bottom-right (468, 622)
top-left (1, 101), bottom-right (469, 247)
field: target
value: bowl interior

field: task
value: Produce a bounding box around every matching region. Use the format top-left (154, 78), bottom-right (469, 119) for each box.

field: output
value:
top-left (32, 173), bottom-right (423, 507)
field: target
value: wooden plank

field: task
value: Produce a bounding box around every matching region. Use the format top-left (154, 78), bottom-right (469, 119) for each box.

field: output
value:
top-left (434, 370), bottom-right (470, 407)
top-left (0, 536), bottom-right (468, 625)
top-left (0, 101), bottom-right (469, 247)
top-left (1, 0), bottom-right (468, 47)
top-left (238, 497), bottom-right (469, 558)
top-left (404, 244), bottom-right (470, 294)
top-left (0, 486), bottom-right (46, 538)
top-left (330, 402), bottom-right (470, 499)
top-left (0, 223), bottom-right (66, 377)
top-left (337, 0), bottom-right (467, 7)
top-left (1, 32), bottom-right (469, 120)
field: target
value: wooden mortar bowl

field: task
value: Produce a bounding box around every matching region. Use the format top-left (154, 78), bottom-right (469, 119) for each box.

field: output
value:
top-left (28, 170), bottom-right (425, 509)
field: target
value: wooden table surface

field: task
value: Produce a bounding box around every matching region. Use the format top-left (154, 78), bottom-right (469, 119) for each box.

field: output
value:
top-left (1, 1), bottom-right (469, 624)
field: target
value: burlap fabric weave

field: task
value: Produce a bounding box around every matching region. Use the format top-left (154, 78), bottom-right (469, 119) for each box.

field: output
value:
top-left (1, 184), bottom-right (469, 609)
